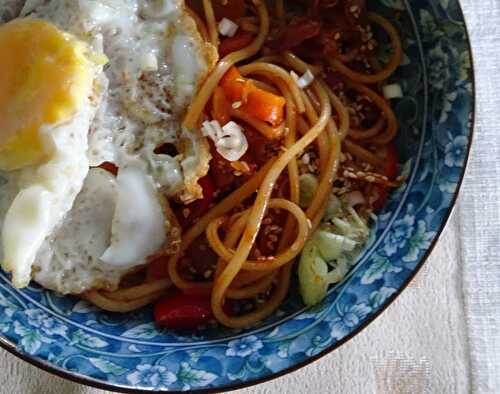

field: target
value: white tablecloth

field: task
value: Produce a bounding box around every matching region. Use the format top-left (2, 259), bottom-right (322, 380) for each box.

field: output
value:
top-left (1, 1), bottom-right (499, 393)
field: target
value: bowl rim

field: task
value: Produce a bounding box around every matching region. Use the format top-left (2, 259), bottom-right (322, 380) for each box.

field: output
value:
top-left (0, 1), bottom-right (476, 393)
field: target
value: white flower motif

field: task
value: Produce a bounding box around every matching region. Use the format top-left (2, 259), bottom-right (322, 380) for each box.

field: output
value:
top-left (177, 362), bottom-right (217, 390)
top-left (439, 178), bottom-right (458, 194)
top-left (439, 91), bottom-right (458, 123)
top-left (330, 304), bottom-right (372, 340)
top-left (126, 364), bottom-right (177, 388)
top-left (0, 293), bottom-right (20, 318)
top-left (13, 321), bottom-right (53, 355)
top-left (403, 220), bottom-right (436, 262)
top-left (25, 309), bottom-right (68, 338)
top-left (428, 43), bottom-right (450, 90)
top-left (369, 287), bottom-right (397, 309)
top-left (384, 214), bottom-right (415, 256)
top-left (361, 254), bottom-right (402, 285)
top-left (226, 336), bottom-right (264, 357)
top-left (420, 9), bottom-right (438, 37)
top-left (445, 136), bottom-right (468, 167)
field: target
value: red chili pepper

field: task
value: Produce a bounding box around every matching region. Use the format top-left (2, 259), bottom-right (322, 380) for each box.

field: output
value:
top-left (218, 31), bottom-right (254, 58)
top-left (268, 18), bottom-right (321, 53)
top-left (154, 292), bottom-right (214, 330)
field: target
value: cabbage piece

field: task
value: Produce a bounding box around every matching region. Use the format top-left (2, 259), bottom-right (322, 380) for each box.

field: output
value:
top-left (314, 230), bottom-right (357, 261)
top-left (298, 242), bottom-right (329, 306)
top-left (298, 205), bottom-right (371, 306)
top-left (298, 238), bottom-right (353, 306)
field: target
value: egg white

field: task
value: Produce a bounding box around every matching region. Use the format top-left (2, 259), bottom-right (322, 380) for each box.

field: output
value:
top-left (2, 82), bottom-right (104, 288)
top-left (33, 168), bottom-right (120, 294)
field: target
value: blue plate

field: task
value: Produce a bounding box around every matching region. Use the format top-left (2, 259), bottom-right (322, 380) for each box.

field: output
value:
top-left (0, 0), bottom-right (474, 392)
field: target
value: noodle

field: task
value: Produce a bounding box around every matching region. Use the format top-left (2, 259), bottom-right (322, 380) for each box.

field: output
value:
top-left (344, 80), bottom-right (398, 145)
top-left (84, 289), bottom-right (165, 313)
top-left (86, 0), bottom-right (402, 329)
top-left (211, 81), bottom-right (331, 328)
top-left (328, 13), bottom-right (402, 84)
top-left (202, 0), bottom-right (218, 46)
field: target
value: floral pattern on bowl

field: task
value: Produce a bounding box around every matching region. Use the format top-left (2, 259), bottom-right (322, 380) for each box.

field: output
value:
top-left (0, 0), bottom-right (474, 392)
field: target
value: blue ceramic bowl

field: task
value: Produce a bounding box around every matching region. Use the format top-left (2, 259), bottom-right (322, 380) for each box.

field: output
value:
top-left (0, 0), bottom-right (474, 392)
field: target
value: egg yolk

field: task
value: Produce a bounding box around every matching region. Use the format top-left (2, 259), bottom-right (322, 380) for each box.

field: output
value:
top-left (0, 18), bottom-right (97, 171)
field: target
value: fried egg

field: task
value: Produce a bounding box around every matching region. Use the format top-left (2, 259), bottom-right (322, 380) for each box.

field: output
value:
top-left (0, 0), bottom-right (217, 294)
top-left (0, 17), bottom-right (106, 288)
top-left (22, 0), bottom-right (216, 200)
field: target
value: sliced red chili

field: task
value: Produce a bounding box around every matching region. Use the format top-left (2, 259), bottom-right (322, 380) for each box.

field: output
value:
top-left (219, 31), bottom-right (254, 58)
top-left (154, 292), bottom-right (214, 330)
top-left (268, 18), bottom-right (321, 52)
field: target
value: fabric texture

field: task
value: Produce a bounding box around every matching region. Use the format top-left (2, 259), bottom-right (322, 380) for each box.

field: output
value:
top-left (1, 1), bottom-right (499, 393)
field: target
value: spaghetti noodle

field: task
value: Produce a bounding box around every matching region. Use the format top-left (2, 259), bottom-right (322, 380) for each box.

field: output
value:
top-left (85, 0), bottom-right (403, 329)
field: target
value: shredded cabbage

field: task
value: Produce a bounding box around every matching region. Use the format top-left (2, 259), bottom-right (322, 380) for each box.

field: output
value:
top-left (298, 202), bottom-right (371, 306)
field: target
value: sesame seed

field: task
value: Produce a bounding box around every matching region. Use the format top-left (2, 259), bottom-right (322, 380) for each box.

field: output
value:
top-left (203, 270), bottom-right (213, 279)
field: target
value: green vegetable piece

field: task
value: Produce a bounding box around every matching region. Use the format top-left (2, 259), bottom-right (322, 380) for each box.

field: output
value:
top-left (299, 174), bottom-right (319, 208)
top-left (314, 230), bottom-right (357, 261)
top-left (298, 241), bottom-right (329, 306)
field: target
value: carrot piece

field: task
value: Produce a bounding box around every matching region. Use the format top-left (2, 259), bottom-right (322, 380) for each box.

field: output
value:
top-left (220, 66), bottom-right (246, 101)
top-left (240, 89), bottom-right (286, 127)
top-left (218, 31), bottom-right (255, 58)
top-left (211, 87), bottom-right (231, 126)
top-left (220, 67), bottom-right (286, 127)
